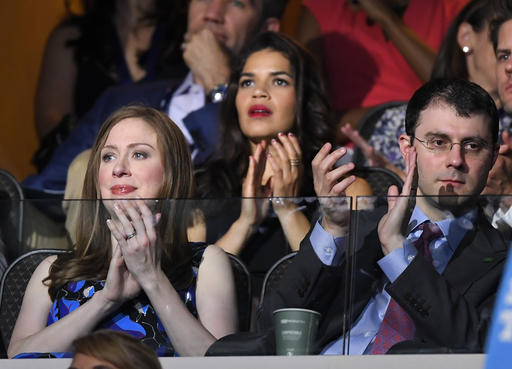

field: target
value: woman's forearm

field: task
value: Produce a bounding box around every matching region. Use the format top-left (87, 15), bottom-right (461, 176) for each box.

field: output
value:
top-left (8, 290), bottom-right (117, 358)
top-left (274, 202), bottom-right (311, 251)
top-left (142, 271), bottom-right (216, 356)
top-left (214, 217), bottom-right (256, 255)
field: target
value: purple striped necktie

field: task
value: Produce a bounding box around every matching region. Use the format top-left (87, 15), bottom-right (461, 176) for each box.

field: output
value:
top-left (368, 221), bottom-right (443, 354)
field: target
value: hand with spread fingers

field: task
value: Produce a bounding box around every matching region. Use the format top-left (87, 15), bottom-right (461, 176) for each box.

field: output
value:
top-left (312, 142), bottom-right (356, 197)
top-left (182, 29), bottom-right (231, 92)
top-left (311, 142), bottom-right (356, 236)
top-left (377, 147), bottom-right (417, 255)
top-left (267, 132), bottom-right (303, 200)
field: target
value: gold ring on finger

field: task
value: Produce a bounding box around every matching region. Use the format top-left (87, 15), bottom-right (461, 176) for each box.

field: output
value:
top-left (289, 158), bottom-right (302, 167)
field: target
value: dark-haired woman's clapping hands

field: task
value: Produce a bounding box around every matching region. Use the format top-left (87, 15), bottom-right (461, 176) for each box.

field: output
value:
top-left (267, 132), bottom-right (303, 198)
top-left (267, 133), bottom-right (311, 251)
top-left (216, 141), bottom-right (270, 255)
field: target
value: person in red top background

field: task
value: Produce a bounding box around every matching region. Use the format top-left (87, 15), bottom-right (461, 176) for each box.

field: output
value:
top-left (296, 0), bottom-right (468, 142)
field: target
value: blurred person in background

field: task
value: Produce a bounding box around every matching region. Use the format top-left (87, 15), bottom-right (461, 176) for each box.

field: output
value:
top-left (24, 0), bottom-right (288, 195)
top-left (33, 0), bottom-right (188, 172)
top-left (296, 0), bottom-right (467, 142)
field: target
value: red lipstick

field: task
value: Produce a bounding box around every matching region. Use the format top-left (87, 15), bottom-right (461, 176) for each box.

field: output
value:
top-left (248, 104), bottom-right (272, 117)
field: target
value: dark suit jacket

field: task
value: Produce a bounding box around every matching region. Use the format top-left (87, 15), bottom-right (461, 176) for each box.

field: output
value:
top-left (264, 210), bottom-right (508, 353)
top-left (207, 209), bottom-right (509, 355)
top-left (23, 79), bottom-right (220, 193)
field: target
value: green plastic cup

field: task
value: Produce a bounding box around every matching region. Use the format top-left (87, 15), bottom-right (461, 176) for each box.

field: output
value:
top-left (273, 308), bottom-right (321, 355)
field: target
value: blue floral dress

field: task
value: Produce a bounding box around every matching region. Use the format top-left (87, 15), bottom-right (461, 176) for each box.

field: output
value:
top-left (14, 264), bottom-right (200, 358)
top-left (51, 279), bottom-right (197, 356)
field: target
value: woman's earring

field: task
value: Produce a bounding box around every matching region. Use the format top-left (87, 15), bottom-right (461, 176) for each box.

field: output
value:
top-left (462, 46), bottom-right (471, 54)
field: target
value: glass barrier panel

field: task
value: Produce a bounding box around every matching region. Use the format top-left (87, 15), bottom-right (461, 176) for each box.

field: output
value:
top-left (6, 195), bottom-right (509, 357)
top-left (10, 196), bottom-right (351, 356)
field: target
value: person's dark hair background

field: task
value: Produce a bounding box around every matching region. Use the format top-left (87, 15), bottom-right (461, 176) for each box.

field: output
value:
top-left (260, 0), bottom-right (289, 24)
top-left (405, 78), bottom-right (499, 144)
top-left (62, 0), bottom-right (188, 116)
top-left (196, 31), bottom-right (334, 197)
top-left (490, 0), bottom-right (512, 51)
top-left (431, 0), bottom-right (504, 80)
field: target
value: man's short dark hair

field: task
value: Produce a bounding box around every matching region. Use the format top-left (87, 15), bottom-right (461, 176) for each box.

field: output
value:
top-left (405, 79), bottom-right (499, 144)
top-left (490, 0), bottom-right (512, 51)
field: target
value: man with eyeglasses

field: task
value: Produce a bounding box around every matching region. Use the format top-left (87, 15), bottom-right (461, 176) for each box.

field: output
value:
top-left (240, 79), bottom-right (508, 356)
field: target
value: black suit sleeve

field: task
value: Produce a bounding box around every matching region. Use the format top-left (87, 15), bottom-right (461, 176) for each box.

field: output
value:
top-left (256, 234), bottom-right (345, 332)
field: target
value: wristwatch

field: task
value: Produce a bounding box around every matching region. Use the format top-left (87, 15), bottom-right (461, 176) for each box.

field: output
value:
top-left (208, 84), bottom-right (228, 103)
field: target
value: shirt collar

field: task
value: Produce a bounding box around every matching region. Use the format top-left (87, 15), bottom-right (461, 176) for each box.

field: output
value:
top-left (407, 206), bottom-right (477, 253)
top-left (173, 72), bottom-right (203, 97)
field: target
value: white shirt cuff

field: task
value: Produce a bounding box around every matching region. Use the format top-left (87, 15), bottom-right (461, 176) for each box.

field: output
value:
top-left (310, 221), bottom-right (347, 266)
top-left (378, 245), bottom-right (411, 283)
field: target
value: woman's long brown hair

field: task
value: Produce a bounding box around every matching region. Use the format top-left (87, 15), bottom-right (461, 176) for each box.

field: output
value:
top-left (47, 105), bottom-right (194, 300)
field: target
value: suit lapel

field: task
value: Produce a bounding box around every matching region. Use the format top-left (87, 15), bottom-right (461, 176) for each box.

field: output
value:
top-left (443, 213), bottom-right (508, 294)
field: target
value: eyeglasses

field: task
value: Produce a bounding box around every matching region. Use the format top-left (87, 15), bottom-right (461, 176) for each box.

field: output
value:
top-left (413, 136), bottom-right (491, 157)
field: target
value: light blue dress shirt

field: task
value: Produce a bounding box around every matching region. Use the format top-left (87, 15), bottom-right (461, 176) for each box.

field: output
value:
top-left (311, 207), bottom-right (477, 355)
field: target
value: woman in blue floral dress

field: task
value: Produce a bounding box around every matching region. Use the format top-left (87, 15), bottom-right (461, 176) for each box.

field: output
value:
top-left (8, 106), bottom-right (237, 358)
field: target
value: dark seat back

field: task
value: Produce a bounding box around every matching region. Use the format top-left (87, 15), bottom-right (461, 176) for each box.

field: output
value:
top-left (0, 169), bottom-right (24, 262)
top-left (0, 249), bottom-right (70, 353)
top-left (258, 252), bottom-right (297, 310)
top-left (226, 254), bottom-right (252, 331)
